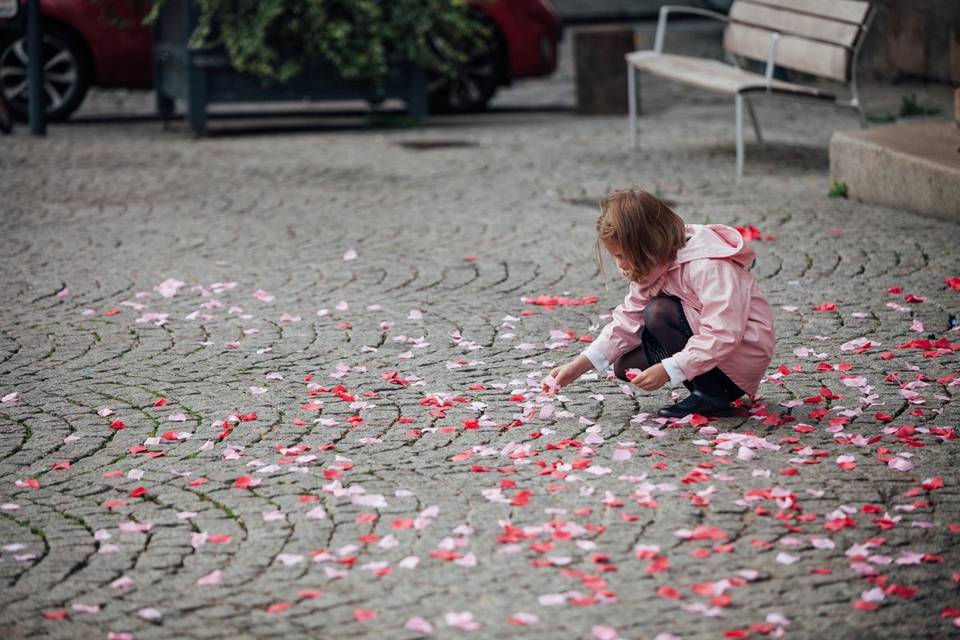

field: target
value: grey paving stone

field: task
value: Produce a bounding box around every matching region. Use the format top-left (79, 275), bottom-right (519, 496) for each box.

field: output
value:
top-left (1, 29), bottom-right (959, 640)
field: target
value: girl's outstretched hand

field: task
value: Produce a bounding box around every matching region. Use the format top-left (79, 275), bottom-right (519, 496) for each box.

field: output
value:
top-left (542, 355), bottom-right (593, 394)
top-left (631, 363), bottom-right (669, 391)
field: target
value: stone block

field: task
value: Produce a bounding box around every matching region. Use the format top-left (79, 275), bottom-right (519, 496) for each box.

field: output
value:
top-left (830, 122), bottom-right (960, 221)
top-left (574, 25), bottom-right (635, 115)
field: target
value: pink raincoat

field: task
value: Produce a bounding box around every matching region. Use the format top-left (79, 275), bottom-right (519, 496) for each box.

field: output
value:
top-left (589, 224), bottom-right (775, 395)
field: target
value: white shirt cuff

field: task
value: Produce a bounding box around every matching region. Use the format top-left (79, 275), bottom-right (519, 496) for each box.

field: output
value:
top-left (581, 345), bottom-right (610, 372)
top-left (661, 357), bottom-right (687, 385)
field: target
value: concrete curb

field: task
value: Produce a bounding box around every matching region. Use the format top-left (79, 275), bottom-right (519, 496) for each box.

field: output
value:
top-left (830, 121), bottom-right (960, 221)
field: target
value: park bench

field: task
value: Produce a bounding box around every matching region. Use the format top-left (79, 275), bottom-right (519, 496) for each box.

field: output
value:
top-left (626, 0), bottom-right (875, 178)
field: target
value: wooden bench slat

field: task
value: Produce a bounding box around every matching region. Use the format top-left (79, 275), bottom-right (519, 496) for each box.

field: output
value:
top-left (724, 23), bottom-right (850, 81)
top-left (730, 1), bottom-right (861, 47)
top-left (744, 0), bottom-right (870, 25)
top-left (627, 52), bottom-right (832, 97)
top-left (629, 53), bottom-right (755, 94)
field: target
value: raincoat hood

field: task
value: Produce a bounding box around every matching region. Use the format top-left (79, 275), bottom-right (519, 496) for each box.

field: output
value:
top-left (675, 224), bottom-right (754, 268)
top-left (637, 224), bottom-right (754, 295)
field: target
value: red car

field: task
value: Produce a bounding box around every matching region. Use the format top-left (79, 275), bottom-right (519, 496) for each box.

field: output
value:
top-left (0, 0), bottom-right (559, 121)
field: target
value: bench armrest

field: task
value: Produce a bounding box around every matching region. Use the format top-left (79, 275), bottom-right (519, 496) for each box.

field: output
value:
top-left (654, 5), bottom-right (730, 54)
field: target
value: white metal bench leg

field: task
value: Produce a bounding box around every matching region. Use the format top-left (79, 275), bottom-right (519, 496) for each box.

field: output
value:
top-left (744, 96), bottom-right (763, 143)
top-left (855, 104), bottom-right (868, 129)
top-left (628, 64), bottom-right (637, 148)
top-left (735, 94), bottom-right (745, 179)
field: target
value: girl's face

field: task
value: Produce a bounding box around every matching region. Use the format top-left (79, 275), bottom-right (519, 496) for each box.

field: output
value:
top-left (603, 239), bottom-right (633, 280)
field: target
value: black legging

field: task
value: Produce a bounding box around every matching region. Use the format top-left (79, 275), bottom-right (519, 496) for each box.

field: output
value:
top-left (612, 296), bottom-right (745, 401)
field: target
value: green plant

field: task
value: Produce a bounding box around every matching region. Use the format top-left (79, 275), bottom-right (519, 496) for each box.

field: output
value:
top-left (828, 181), bottom-right (848, 198)
top-left (898, 93), bottom-right (942, 118)
top-left (144, 0), bottom-right (486, 87)
top-left (103, 0), bottom-right (154, 27)
top-left (863, 94), bottom-right (943, 124)
top-left (865, 111), bottom-right (896, 124)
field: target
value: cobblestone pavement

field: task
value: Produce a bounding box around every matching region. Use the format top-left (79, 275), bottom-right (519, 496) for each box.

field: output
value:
top-left (1, 32), bottom-right (960, 640)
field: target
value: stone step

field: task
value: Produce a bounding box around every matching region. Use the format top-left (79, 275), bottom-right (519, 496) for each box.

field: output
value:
top-left (829, 121), bottom-right (960, 221)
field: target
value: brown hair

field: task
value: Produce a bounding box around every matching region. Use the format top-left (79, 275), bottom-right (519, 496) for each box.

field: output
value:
top-left (596, 189), bottom-right (687, 281)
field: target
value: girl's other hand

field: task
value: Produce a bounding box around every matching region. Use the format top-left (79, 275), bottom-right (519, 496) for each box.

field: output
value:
top-left (632, 363), bottom-right (669, 391)
top-left (542, 355), bottom-right (593, 394)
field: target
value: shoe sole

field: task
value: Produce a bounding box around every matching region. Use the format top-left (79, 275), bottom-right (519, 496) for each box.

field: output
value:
top-left (658, 406), bottom-right (738, 419)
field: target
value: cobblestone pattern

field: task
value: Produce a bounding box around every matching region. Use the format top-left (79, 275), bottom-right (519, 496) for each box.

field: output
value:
top-left (0, 41), bottom-right (959, 640)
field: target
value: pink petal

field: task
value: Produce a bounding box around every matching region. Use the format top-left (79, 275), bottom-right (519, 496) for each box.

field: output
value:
top-left (197, 570), bottom-right (223, 586)
top-left (592, 625), bottom-right (620, 640)
top-left (405, 617), bottom-right (435, 634)
top-left (888, 457), bottom-right (914, 472)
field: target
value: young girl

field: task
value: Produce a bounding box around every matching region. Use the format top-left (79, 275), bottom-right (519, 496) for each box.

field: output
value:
top-left (544, 189), bottom-right (775, 418)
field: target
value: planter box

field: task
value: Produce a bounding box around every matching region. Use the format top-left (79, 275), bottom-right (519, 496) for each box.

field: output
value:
top-left (154, 0), bottom-right (427, 134)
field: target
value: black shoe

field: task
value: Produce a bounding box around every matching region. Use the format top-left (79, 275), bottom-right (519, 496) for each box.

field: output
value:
top-left (658, 390), bottom-right (735, 419)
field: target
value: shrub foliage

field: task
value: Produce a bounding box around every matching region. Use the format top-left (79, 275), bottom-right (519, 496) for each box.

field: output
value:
top-left (146, 0), bottom-right (485, 86)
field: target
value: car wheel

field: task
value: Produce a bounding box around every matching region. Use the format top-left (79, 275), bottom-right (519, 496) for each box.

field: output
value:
top-left (428, 18), bottom-right (504, 114)
top-left (0, 24), bottom-right (92, 122)
top-left (0, 99), bottom-right (11, 134)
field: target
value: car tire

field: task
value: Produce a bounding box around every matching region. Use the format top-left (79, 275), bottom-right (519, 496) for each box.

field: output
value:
top-left (0, 94), bottom-right (11, 134)
top-left (427, 16), bottom-right (505, 114)
top-left (0, 23), bottom-right (92, 122)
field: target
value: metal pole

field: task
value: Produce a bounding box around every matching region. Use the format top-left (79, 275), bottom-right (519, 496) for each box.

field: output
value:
top-left (627, 65), bottom-right (636, 148)
top-left (27, 0), bottom-right (45, 136)
top-left (735, 94), bottom-right (744, 180)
